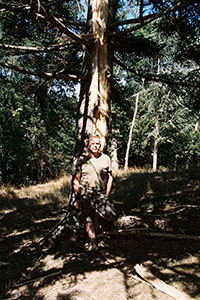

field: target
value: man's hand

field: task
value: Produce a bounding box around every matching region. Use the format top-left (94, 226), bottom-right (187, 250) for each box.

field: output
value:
top-left (73, 170), bottom-right (81, 209)
top-left (74, 200), bottom-right (79, 209)
top-left (106, 172), bottom-right (113, 197)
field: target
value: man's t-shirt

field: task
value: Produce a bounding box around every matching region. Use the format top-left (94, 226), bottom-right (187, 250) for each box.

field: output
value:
top-left (78, 153), bottom-right (112, 193)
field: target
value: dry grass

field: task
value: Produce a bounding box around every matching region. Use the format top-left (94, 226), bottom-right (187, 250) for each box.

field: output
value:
top-left (113, 166), bottom-right (152, 177)
top-left (0, 174), bottom-right (72, 207)
top-left (1, 167), bottom-right (200, 300)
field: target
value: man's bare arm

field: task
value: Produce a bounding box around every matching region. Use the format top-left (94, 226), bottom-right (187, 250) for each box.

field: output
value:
top-left (73, 171), bottom-right (81, 208)
top-left (106, 172), bottom-right (113, 197)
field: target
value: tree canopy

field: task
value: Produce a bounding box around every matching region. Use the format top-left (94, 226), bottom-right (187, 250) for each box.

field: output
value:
top-left (0, 0), bottom-right (200, 185)
top-left (0, 1), bottom-right (199, 83)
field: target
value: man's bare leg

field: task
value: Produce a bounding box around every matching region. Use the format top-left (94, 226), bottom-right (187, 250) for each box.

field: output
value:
top-left (93, 212), bottom-right (100, 233)
top-left (85, 222), bottom-right (98, 249)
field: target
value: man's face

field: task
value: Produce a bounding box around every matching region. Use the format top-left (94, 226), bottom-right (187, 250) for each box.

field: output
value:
top-left (88, 138), bottom-right (101, 153)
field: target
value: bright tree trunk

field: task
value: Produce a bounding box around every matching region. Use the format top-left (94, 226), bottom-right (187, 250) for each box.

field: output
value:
top-left (74, 0), bottom-right (117, 160)
top-left (186, 119), bottom-right (199, 168)
top-left (152, 57), bottom-right (161, 172)
top-left (124, 91), bottom-right (140, 171)
top-left (152, 114), bottom-right (159, 172)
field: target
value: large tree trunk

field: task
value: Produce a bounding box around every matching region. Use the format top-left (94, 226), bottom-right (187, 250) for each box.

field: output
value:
top-left (44, 1), bottom-right (117, 244)
top-left (74, 0), bottom-right (117, 161)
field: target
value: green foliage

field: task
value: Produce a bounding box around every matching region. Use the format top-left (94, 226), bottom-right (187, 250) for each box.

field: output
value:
top-left (111, 18), bottom-right (200, 170)
top-left (0, 0), bottom-right (200, 184)
top-left (0, 73), bottom-right (77, 186)
top-left (188, 129), bottom-right (200, 165)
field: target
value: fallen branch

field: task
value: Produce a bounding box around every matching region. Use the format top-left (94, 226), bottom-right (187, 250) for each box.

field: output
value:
top-left (134, 263), bottom-right (193, 300)
top-left (12, 270), bottom-right (62, 288)
top-left (98, 228), bottom-right (200, 241)
top-left (149, 205), bottom-right (200, 217)
top-left (0, 261), bottom-right (10, 267)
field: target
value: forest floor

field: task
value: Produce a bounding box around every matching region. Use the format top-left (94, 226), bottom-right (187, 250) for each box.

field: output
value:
top-left (0, 167), bottom-right (200, 300)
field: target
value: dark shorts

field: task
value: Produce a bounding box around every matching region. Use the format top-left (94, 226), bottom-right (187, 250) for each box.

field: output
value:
top-left (51, 191), bottom-right (117, 236)
top-left (81, 200), bottom-right (94, 223)
top-left (79, 190), bottom-right (116, 223)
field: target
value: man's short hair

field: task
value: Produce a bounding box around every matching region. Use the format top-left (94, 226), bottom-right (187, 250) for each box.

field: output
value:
top-left (88, 135), bottom-right (101, 145)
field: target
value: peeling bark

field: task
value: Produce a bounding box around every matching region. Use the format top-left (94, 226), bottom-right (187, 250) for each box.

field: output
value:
top-left (75, 0), bottom-right (117, 158)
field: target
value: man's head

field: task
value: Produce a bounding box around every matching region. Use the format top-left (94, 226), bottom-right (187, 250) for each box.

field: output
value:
top-left (88, 135), bottom-right (101, 154)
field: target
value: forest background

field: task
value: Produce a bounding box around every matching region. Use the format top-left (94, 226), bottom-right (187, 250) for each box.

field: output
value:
top-left (0, 2), bottom-right (200, 299)
top-left (0, 0), bottom-right (200, 186)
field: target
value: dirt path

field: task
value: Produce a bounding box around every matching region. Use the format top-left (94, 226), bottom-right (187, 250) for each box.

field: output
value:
top-left (1, 168), bottom-right (200, 299)
top-left (9, 256), bottom-right (175, 300)
top-left (38, 268), bottom-right (176, 300)
top-left (6, 235), bottom-right (197, 300)
top-left (41, 268), bottom-right (127, 300)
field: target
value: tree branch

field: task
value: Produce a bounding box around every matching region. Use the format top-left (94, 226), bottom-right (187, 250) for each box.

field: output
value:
top-left (134, 263), bottom-right (194, 300)
top-left (139, 0), bottom-right (144, 26)
top-left (98, 228), bottom-right (200, 241)
top-left (0, 3), bottom-right (46, 21)
top-left (13, 270), bottom-right (62, 288)
top-left (0, 62), bottom-right (87, 82)
top-left (114, 56), bottom-right (199, 88)
top-left (0, 42), bottom-right (76, 54)
top-left (108, 0), bottom-right (197, 37)
top-left (22, 0), bottom-right (92, 47)
top-left (0, 1), bottom-right (92, 48)
top-left (110, 13), bottom-right (157, 29)
top-left (0, 2), bottom-right (90, 31)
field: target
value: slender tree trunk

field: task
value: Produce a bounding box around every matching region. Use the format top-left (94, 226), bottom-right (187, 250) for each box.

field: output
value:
top-left (74, 0), bottom-right (117, 161)
top-left (152, 114), bottom-right (159, 172)
top-left (152, 57), bottom-right (161, 172)
top-left (195, 120), bottom-right (199, 131)
top-left (124, 91), bottom-right (140, 171)
top-left (186, 119), bottom-right (199, 168)
top-left (111, 111), bottom-right (119, 170)
top-left (111, 137), bottom-right (119, 170)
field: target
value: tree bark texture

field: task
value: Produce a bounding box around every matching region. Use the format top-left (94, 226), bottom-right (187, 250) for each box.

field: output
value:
top-left (74, 0), bottom-right (117, 159)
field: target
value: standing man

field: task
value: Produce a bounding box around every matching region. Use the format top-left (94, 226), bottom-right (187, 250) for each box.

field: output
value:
top-left (73, 135), bottom-right (116, 250)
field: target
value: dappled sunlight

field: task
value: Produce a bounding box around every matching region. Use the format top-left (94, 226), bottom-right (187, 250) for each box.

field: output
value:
top-left (1, 167), bottom-right (200, 299)
top-left (0, 174), bottom-right (71, 202)
top-left (0, 174), bottom-right (71, 212)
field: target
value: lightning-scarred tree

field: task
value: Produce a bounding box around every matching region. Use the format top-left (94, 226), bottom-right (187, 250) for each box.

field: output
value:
top-left (0, 0), bottom-right (199, 167)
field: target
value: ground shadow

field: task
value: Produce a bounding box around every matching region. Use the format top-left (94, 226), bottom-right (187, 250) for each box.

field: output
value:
top-left (0, 167), bottom-right (200, 299)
